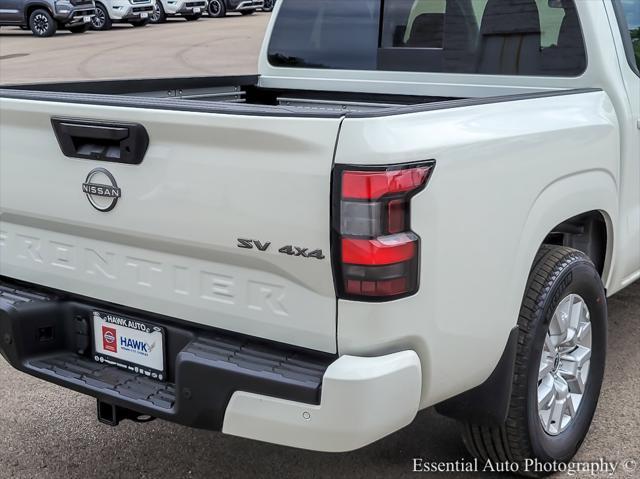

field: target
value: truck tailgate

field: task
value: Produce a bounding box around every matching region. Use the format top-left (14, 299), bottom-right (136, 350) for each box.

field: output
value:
top-left (0, 98), bottom-right (340, 353)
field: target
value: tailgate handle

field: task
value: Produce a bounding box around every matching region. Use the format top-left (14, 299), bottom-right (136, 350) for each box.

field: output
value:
top-left (51, 118), bottom-right (149, 165)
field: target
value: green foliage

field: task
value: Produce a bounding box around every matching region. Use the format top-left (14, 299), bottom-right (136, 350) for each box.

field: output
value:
top-left (632, 28), bottom-right (640, 68)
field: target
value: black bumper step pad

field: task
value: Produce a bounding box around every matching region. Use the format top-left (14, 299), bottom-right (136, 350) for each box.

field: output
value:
top-left (0, 284), bottom-right (52, 306)
top-left (0, 277), bottom-right (335, 430)
top-left (183, 338), bottom-right (328, 388)
top-left (28, 355), bottom-right (176, 410)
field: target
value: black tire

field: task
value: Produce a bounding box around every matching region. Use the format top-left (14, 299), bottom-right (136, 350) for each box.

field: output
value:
top-left (207, 0), bottom-right (226, 17)
top-left (68, 23), bottom-right (89, 33)
top-left (240, 9), bottom-right (255, 15)
top-left (90, 3), bottom-right (112, 30)
top-left (29, 9), bottom-right (57, 37)
top-left (149, 1), bottom-right (166, 24)
top-left (129, 19), bottom-right (150, 27)
top-left (262, 0), bottom-right (275, 12)
top-left (183, 13), bottom-right (202, 21)
top-left (461, 246), bottom-right (607, 477)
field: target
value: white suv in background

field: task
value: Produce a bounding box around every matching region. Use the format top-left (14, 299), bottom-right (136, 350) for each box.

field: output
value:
top-left (91, 0), bottom-right (154, 29)
top-left (150, 0), bottom-right (206, 23)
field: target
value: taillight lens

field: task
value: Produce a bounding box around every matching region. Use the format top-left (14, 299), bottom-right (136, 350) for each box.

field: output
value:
top-left (332, 161), bottom-right (435, 301)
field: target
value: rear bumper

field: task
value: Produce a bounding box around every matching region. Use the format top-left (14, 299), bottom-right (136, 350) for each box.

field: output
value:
top-left (223, 351), bottom-right (421, 452)
top-left (0, 279), bottom-right (421, 451)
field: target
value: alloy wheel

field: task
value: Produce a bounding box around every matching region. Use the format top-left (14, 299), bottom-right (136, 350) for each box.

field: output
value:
top-left (92, 8), bottom-right (106, 28)
top-left (209, 0), bottom-right (221, 15)
top-left (537, 294), bottom-right (592, 435)
top-left (150, 3), bottom-right (161, 22)
top-left (32, 14), bottom-right (49, 35)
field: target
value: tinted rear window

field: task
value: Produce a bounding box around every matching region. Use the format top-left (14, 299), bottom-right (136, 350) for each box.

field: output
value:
top-left (268, 0), bottom-right (587, 77)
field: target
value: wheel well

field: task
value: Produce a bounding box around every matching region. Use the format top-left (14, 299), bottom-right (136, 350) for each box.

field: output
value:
top-left (26, 4), bottom-right (52, 23)
top-left (542, 211), bottom-right (608, 277)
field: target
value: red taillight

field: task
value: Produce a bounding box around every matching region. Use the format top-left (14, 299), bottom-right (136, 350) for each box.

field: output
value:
top-left (342, 235), bottom-right (417, 266)
top-left (387, 199), bottom-right (406, 234)
top-left (342, 167), bottom-right (432, 200)
top-left (332, 162), bottom-right (434, 301)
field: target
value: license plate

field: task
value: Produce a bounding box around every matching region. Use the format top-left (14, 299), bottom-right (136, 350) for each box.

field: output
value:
top-left (93, 311), bottom-right (166, 381)
top-left (140, 12), bottom-right (148, 18)
top-left (193, 7), bottom-right (201, 13)
top-left (83, 15), bottom-right (91, 22)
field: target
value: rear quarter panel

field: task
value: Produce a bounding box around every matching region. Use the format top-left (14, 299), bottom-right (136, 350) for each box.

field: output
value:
top-left (334, 91), bottom-right (620, 407)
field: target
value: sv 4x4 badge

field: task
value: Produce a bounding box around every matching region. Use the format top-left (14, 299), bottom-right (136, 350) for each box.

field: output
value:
top-left (237, 239), bottom-right (325, 260)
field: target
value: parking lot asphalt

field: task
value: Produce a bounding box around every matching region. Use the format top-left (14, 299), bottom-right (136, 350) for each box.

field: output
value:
top-left (0, 14), bottom-right (639, 479)
top-left (0, 14), bottom-right (270, 85)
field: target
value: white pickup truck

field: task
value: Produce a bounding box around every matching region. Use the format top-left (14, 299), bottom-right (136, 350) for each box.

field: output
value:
top-left (149, 0), bottom-right (206, 22)
top-left (0, 0), bottom-right (638, 474)
top-left (90, 0), bottom-right (155, 29)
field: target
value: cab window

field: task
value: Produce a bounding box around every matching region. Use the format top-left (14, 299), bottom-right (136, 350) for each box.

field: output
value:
top-left (379, 0), bottom-right (586, 75)
top-left (269, 0), bottom-right (588, 77)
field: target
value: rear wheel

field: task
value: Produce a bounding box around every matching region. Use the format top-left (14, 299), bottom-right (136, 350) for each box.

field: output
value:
top-left (29, 9), bottom-right (57, 37)
top-left (460, 246), bottom-right (607, 476)
top-left (207, 0), bottom-right (226, 17)
top-left (90, 3), bottom-right (112, 30)
top-left (68, 23), bottom-right (90, 33)
top-left (149, 1), bottom-right (166, 23)
top-left (262, 0), bottom-right (274, 12)
top-left (183, 13), bottom-right (201, 21)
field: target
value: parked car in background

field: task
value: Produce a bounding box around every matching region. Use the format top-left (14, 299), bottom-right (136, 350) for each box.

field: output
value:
top-left (261, 0), bottom-right (274, 12)
top-left (150, 0), bottom-right (206, 22)
top-left (0, 0), bottom-right (95, 37)
top-left (91, 0), bottom-right (154, 30)
top-left (206, 0), bottom-right (262, 18)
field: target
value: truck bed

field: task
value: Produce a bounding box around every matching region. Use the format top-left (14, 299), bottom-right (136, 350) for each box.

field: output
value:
top-left (0, 75), bottom-right (604, 355)
top-left (0, 75), bottom-right (462, 115)
top-left (0, 74), bottom-right (598, 120)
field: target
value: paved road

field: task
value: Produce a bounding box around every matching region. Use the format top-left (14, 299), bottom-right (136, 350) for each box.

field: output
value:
top-left (0, 14), bottom-right (270, 85)
top-left (0, 14), bottom-right (639, 479)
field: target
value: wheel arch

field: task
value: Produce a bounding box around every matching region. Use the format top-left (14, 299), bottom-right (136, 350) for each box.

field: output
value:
top-left (25, 2), bottom-right (54, 24)
top-left (542, 211), bottom-right (611, 278)
top-left (505, 171), bottom-right (616, 338)
top-left (514, 171), bottom-right (617, 297)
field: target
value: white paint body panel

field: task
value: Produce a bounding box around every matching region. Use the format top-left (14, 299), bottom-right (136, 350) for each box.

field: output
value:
top-left (156, 0), bottom-right (205, 16)
top-left (222, 351), bottom-right (422, 452)
top-left (0, 99), bottom-right (340, 353)
top-left (1, 0), bottom-right (639, 453)
top-left (335, 91), bottom-right (621, 407)
top-left (100, 0), bottom-right (154, 21)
